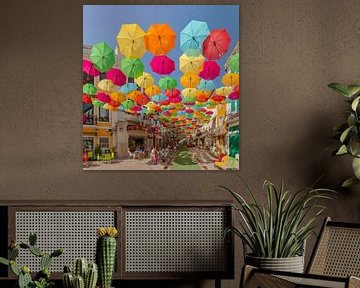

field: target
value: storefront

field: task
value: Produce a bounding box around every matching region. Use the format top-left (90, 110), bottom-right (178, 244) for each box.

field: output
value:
top-left (228, 125), bottom-right (239, 158)
top-left (127, 125), bottom-right (149, 152)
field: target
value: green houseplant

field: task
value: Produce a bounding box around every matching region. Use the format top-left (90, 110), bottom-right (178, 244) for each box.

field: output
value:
top-left (328, 83), bottom-right (360, 187)
top-left (222, 179), bottom-right (334, 272)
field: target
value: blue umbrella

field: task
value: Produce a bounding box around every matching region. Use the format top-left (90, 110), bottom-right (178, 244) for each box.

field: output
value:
top-left (197, 79), bottom-right (215, 91)
top-left (119, 83), bottom-right (138, 94)
top-left (180, 20), bottom-right (210, 56)
top-left (152, 93), bottom-right (167, 102)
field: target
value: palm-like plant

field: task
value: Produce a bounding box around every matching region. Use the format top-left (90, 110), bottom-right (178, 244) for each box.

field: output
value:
top-left (222, 179), bottom-right (334, 258)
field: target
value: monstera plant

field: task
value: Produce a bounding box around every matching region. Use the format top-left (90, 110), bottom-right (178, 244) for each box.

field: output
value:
top-left (329, 83), bottom-right (360, 187)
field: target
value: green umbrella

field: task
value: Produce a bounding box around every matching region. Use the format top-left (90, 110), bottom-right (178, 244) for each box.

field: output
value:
top-left (120, 58), bottom-right (144, 78)
top-left (90, 42), bottom-right (115, 73)
top-left (122, 99), bottom-right (135, 110)
top-left (83, 83), bottom-right (97, 95)
top-left (92, 100), bottom-right (105, 107)
top-left (158, 76), bottom-right (177, 90)
top-left (228, 53), bottom-right (239, 73)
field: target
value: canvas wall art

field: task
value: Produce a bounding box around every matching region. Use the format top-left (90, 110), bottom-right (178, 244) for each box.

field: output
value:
top-left (82, 5), bottom-right (240, 170)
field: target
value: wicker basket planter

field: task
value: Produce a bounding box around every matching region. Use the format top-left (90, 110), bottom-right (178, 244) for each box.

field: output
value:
top-left (245, 254), bottom-right (305, 273)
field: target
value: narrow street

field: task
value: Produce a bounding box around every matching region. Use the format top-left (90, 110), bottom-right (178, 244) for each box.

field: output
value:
top-left (168, 147), bottom-right (217, 170)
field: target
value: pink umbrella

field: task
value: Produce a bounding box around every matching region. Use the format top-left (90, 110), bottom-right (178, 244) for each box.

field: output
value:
top-left (165, 88), bottom-right (181, 98)
top-left (202, 29), bottom-right (231, 60)
top-left (131, 105), bottom-right (142, 113)
top-left (228, 85), bottom-right (240, 100)
top-left (83, 59), bottom-right (100, 76)
top-left (97, 92), bottom-right (111, 103)
top-left (150, 55), bottom-right (175, 75)
top-left (185, 108), bottom-right (194, 113)
top-left (205, 110), bottom-right (214, 115)
top-left (168, 95), bottom-right (182, 103)
top-left (199, 61), bottom-right (221, 80)
top-left (105, 68), bottom-right (126, 86)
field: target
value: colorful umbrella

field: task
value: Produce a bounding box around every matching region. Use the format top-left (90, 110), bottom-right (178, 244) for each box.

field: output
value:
top-left (83, 59), bottom-right (100, 76)
top-left (127, 90), bottom-right (142, 101)
top-left (158, 76), bottom-right (177, 90)
top-left (168, 95), bottom-right (182, 103)
top-left (145, 24), bottom-right (176, 55)
top-left (221, 73), bottom-right (239, 87)
top-left (228, 85), bottom-right (240, 100)
top-left (97, 79), bottom-right (116, 92)
top-left (119, 83), bottom-right (138, 94)
top-left (228, 53), bottom-right (239, 73)
top-left (179, 53), bottom-right (204, 73)
top-left (134, 93), bottom-right (150, 105)
top-left (131, 105), bottom-right (142, 113)
top-left (109, 91), bottom-right (126, 103)
top-left (197, 79), bottom-right (215, 91)
top-left (121, 58), bottom-right (144, 78)
top-left (135, 72), bottom-right (154, 88)
top-left (83, 83), bottom-right (97, 95)
top-left (92, 100), bottom-right (105, 107)
top-left (182, 88), bottom-right (198, 98)
top-left (117, 24), bottom-right (147, 58)
top-left (196, 91), bottom-right (211, 103)
top-left (121, 99), bottom-right (135, 110)
top-left (152, 93), bottom-right (167, 103)
top-left (145, 85), bottom-right (161, 97)
top-left (199, 61), bottom-right (221, 80)
top-left (97, 92), bottom-right (111, 103)
top-left (212, 94), bottom-right (226, 102)
top-left (215, 86), bottom-right (233, 96)
top-left (106, 68), bottom-right (126, 86)
top-left (150, 55), bottom-right (175, 75)
top-left (180, 72), bottom-right (201, 88)
top-left (90, 42), bottom-right (115, 73)
top-left (203, 29), bottom-right (231, 60)
top-left (82, 94), bottom-right (92, 104)
top-left (165, 88), bottom-right (181, 98)
top-left (180, 20), bottom-right (210, 56)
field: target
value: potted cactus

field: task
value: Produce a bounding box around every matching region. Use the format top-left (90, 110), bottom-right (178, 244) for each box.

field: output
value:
top-left (0, 232), bottom-right (63, 288)
top-left (96, 227), bottom-right (118, 288)
top-left (63, 258), bottom-right (98, 288)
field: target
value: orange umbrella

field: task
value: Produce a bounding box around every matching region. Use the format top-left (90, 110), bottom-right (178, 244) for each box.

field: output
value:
top-left (145, 85), bottom-right (161, 97)
top-left (196, 91), bottom-right (211, 103)
top-left (180, 72), bottom-right (201, 88)
top-left (127, 90), bottom-right (143, 101)
top-left (145, 24), bottom-right (176, 55)
top-left (135, 93), bottom-right (150, 105)
top-left (109, 91), bottom-right (126, 104)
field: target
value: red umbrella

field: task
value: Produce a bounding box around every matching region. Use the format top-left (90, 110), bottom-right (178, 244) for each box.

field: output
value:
top-left (97, 92), bottom-right (111, 103)
top-left (228, 85), bottom-right (240, 100)
top-left (150, 55), bottom-right (175, 75)
top-left (135, 93), bottom-right (150, 105)
top-left (83, 59), bottom-right (100, 76)
top-left (199, 61), bottom-right (221, 80)
top-left (82, 94), bottom-right (92, 104)
top-left (203, 29), bottom-right (231, 60)
top-left (168, 95), bottom-right (182, 103)
top-left (212, 94), bottom-right (226, 102)
top-left (105, 68), bottom-right (126, 86)
top-left (165, 88), bottom-right (181, 98)
top-left (131, 105), bottom-right (142, 113)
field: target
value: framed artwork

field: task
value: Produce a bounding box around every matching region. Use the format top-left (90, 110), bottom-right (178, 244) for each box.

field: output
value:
top-left (82, 4), bottom-right (239, 170)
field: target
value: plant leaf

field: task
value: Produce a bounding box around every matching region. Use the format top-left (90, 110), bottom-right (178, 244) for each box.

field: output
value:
top-left (342, 177), bottom-right (360, 188)
top-left (351, 96), bottom-right (360, 111)
top-left (347, 85), bottom-right (360, 97)
top-left (336, 145), bottom-right (348, 155)
top-left (328, 83), bottom-right (350, 97)
top-left (352, 157), bottom-right (360, 179)
top-left (340, 126), bottom-right (353, 143)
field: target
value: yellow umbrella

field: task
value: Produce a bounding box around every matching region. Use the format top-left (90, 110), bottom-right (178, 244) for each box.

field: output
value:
top-left (180, 73), bottom-right (201, 88)
top-left (109, 91), bottom-right (126, 104)
top-left (98, 79), bottom-right (116, 92)
top-left (179, 53), bottom-right (204, 74)
top-left (215, 86), bottom-right (233, 96)
top-left (182, 88), bottom-right (198, 98)
top-left (145, 85), bottom-right (161, 97)
top-left (127, 90), bottom-right (142, 101)
top-left (117, 24), bottom-right (147, 58)
top-left (221, 73), bottom-right (239, 87)
top-left (135, 72), bottom-right (154, 88)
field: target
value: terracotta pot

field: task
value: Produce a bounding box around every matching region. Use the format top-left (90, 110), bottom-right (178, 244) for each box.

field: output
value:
top-left (245, 254), bottom-right (304, 273)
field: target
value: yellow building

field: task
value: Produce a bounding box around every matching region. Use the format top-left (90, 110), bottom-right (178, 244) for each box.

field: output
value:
top-left (214, 103), bottom-right (227, 155)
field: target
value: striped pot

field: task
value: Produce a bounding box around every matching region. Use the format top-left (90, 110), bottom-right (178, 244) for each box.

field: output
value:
top-left (245, 254), bottom-right (305, 273)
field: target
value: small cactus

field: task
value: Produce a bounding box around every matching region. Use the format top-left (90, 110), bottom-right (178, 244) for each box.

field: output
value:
top-left (29, 245), bottom-right (44, 257)
top-left (63, 259), bottom-right (98, 288)
top-left (63, 272), bottom-right (74, 288)
top-left (18, 270), bottom-right (32, 288)
top-left (74, 275), bottom-right (85, 288)
top-left (85, 263), bottom-right (98, 288)
top-left (41, 253), bottom-right (52, 270)
top-left (74, 258), bottom-right (88, 279)
top-left (29, 232), bottom-right (37, 246)
top-left (96, 227), bottom-right (118, 288)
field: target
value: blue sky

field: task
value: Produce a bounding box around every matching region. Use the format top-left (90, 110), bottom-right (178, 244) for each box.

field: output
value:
top-left (83, 5), bottom-right (239, 87)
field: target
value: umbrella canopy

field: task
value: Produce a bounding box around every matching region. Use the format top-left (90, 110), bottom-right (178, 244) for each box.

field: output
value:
top-left (168, 95), bottom-right (182, 103)
top-left (127, 90), bottom-right (142, 101)
top-left (150, 55), bottom-right (175, 75)
top-left (82, 94), bottom-right (92, 104)
top-left (90, 42), bottom-right (115, 73)
top-left (109, 91), bottom-right (126, 103)
top-left (215, 86), bottom-right (233, 96)
top-left (120, 58), bottom-right (144, 78)
top-left (165, 88), bottom-right (181, 98)
top-left (203, 29), bottom-right (231, 60)
top-left (97, 92), bottom-right (111, 103)
top-left (106, 68), bottom-right (126, 86)
top-left (121, 99), bottom-right (135, 110)
top-left (228, 85), bottom-right (240, 100)
top-left (182, 88), bottom-right (198, 98)
top-left (158, 76), bottom-right (177, 90)
top-left (221, 73), bottom-right (239, 87)
top-left (98, 79), bottom-right (116, 92)
top-left (131, 105), bottom-right (142, 113)
top-left (180, 72), bottom-right (201, 88)
top-left (196, 91), bottom-right (211, 103)
top-left (145, 85), bottom-right (161, 97)
top-left (117, 24), bottom-right (147, 58)
top-left (152, 93), bottom-right (168, 103)
top-left (197, 79), bottom-right (215, 91)
top-left (199, 61), bottom-right (221, 80)
top-left (83, 83), bottom-right (97, 95)
top-left (179, 53), bottom-right (204, 73)
top-left (228, 53), bottom-right (239, 73)
top-left (134, 93), bottom-right (150, 105)
top-left (135, 72), bottom-right (154, 88)
top-left (119, 83), bottom-right (138, 94)
top-left (212, 94), bottom-right (226, 102)
top-left (92, 100), bottom-right (105, 107)
top-left (83, 60), bottom-right (100, 76)
top-left (180, 20), bottom-right (210, 56)
top-left (145, 24), bottom-right (176, 55)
